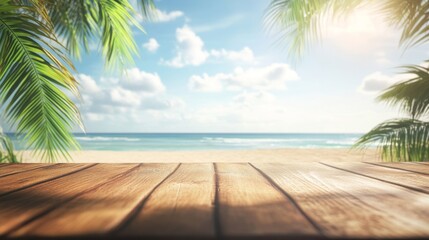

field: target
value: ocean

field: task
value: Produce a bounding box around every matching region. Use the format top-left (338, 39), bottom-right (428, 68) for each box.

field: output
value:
top-left (9, 133), bottom-right (363, 151)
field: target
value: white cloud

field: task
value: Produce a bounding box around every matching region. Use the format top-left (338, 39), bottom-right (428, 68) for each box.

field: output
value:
top-left (189, 63), bottom-right (299, 92)
top-left (75, 69), bottom-right (183, 123)
top-left (185, 91), bottom-right (289, 128)
top-left (122, 68), bottom-right (165, 94)
top-left (182, 90), bottom-right (390, 133)
top-left (143, 38), bottom-right (160, 52)
top-left (210, 47), bottom-right (255, 63)
top-left (374, 51), bottom-right (392, 66)
top-left (359, 72), bottom-right (411, 94)
top-left (359, 62), bottom-right (429, 95)
top-left (233, 91), bottom-right (276, 105)
top-left (192, 14), bottom-right (244, 32)
top-left (163, 26), bottom-right (209, 67)
top-left (163, 26), bottom-right (257, 67)
top-left (188, 74), bottom-right (224, 92)
top-left (76, 74), bottom-right (102, 95)
top-left (110, 87), bottom-right (141, 107)
top-left (85, 113), bottom-right (105, 122)
top-left (135, 9), bottom-right (184, 23)
top-left (141, 97), bottom-right (185, 110)
top-left (155, 9), bottom-right (184, 22)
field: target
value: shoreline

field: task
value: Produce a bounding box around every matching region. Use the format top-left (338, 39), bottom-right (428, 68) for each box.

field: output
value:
top-left (18, 148), bottom-right (380, 163)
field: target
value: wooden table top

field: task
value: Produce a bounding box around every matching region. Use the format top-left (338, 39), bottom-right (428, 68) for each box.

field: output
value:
top-left (0, 162), bottom-right (429, 239)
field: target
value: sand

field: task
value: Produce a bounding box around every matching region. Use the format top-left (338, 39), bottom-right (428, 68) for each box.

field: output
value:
top-left (19, 148), bottom-right (380, 163)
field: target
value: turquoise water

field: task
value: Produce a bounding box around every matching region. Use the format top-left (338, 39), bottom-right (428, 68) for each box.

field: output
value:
top-left (9, 133), bottom-right (363, 151)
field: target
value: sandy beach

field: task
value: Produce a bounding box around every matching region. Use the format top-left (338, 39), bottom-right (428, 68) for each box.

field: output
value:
top-left (19, 148), bottom-right (380, 163)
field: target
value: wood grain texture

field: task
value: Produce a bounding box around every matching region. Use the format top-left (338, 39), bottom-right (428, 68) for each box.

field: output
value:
top-left (325, 162), bottom-right (429, 194)
top-left (368, 162), bottom-right (429, 175)
top-left (0, 164), bottom-right (47, 178)
top-left (0, 162), bottom-right (429, 239)
top-left (119, 163), bottom-right (215, 238)
top-left (215, 163), bottom-right (319, 239)
top-left (0, 164), bottom-right (93, 196)
top-left (252, 162), bottom-right (429, 238)
top-left (317, 162), bottom-right (429, 237)
top-left (0, 164), bottom-right (137, 236)
top-left (10, 163), bottom-right (178, 238)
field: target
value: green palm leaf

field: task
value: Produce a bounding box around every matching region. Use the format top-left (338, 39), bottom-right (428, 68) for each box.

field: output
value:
top-left (0, 0), bottom-right (157, 162)
top-left (379, 64), bottom-right (429, 119)
top-left (137, 0), bottom-right (157, 21)
top-left (45, 0), bottom-right (152, 69)
top-left (97, 0), bottom-right (140, 69)
top-left (381, 0), bottom-right (429, 50)
top-left (265, 0), bottom-right (429, 57)
top-left (264, 0), bottom-right (363, 57)
top-left (46, 0), bottom-right (95, 60)
top-left (354, 119), bottom-right (429, 162)
top-left (0, 128), bottom-right (18, 163)
top-left (0, 0), bottom-right (82, 162)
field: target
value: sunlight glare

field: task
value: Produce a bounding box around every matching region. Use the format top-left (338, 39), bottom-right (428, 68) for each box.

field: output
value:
top-left (325, 7), bottom-right (394, 54)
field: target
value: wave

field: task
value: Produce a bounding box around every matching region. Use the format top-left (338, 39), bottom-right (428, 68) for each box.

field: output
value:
top-left (76, 136), bottom-right (140, 142)
top-left (200, 137), bottom-right (358, 146)
top-left (200, 137), bottom-right (294, 144)
top-left (326, 138), bottom-right (358, 145)
top-left (200, 137), bottom-right (329, 144)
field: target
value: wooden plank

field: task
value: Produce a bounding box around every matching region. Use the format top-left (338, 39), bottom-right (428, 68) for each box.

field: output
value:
top-left (0, 164), bottom-right (47, 178)
top-left (254, 162), bottom-right (429, 238)
top-left (367, 162), bottom-right (429, 175)
top-left (253, 162), bottom-right (429, 238)
top-left (215, 163), bottom-right (319, 239)
top-left (10, 163), bottom-right (179, 238)
top-left (119, 163), bottom-right (215, 238)
top-left (325, 162), bottom-right (429, 194)
top-left (0, 164), bottom-right (93, 196)
top-left (0, 163), bottom-right (137, 236)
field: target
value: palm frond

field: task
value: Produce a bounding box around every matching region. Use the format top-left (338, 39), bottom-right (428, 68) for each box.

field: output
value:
top-left (96, 0), bottom-right (140, 69)
top-left (0, 0), bottom-right (158, 162)
top-left (19, 0), bottom-right (54, 26)
top-left (378, 64), bottom-right (429, 119)
top-left (45, 0), bottom-right (95, 60)
top-left (381, 0), bottom-right (429, 50)
top-left (0, 128), bottom-right (19, 163)
top-left (354, 119), bottom-right (429, 162)
top-left (44, 0), bottom-right (153, 69)
top-left (0, 0), bottom-right (82, 162)
top-left (264, 0), bottom-right (363, 58)
top-left (137, 0), bottom-right (157, 21)
top-left (265, 0), bottom-right (429, 57)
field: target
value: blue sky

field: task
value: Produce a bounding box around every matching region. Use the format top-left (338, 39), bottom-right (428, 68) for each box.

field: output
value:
top-left (72, 0), bottom-right (428, 133)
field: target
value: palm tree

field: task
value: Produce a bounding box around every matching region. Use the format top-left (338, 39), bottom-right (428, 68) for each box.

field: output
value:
top-left (356, 65), bottom-right (429, 161)
top-left (0, 0), bottom-right (156, 162)
top-left (265, 0), bottom-right (429, 161)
